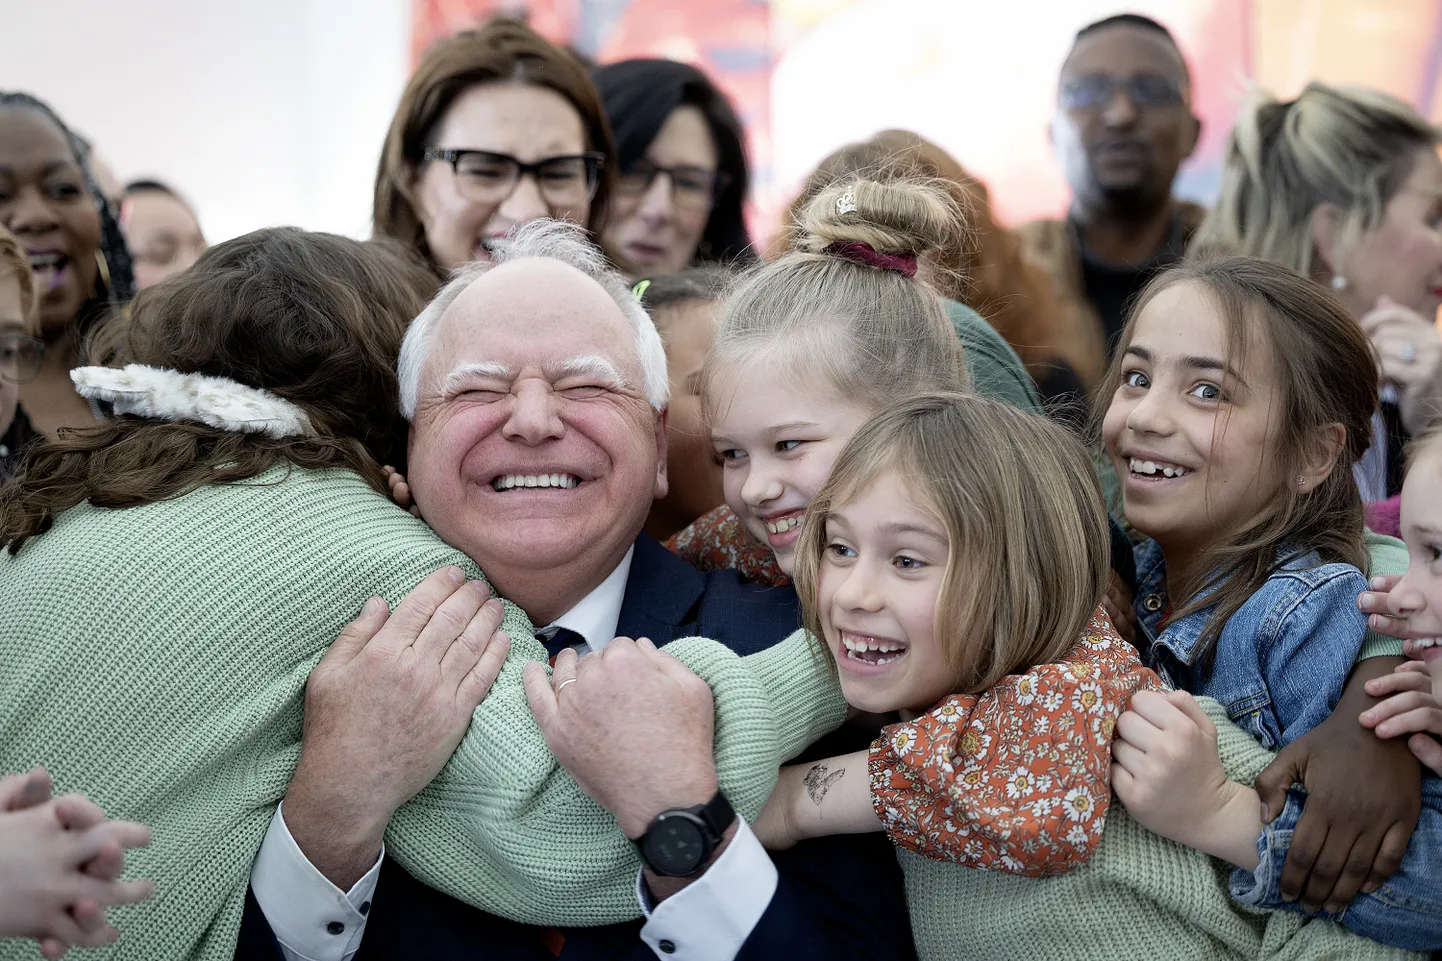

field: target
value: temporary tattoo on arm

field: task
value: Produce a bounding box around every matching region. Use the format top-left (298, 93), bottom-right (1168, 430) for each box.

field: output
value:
top-left (804, 763), bottom-right (846, 806)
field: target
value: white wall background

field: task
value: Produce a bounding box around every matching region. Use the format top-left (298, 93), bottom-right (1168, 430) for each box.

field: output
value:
top-left (0, 0), bottom-right (412, 243)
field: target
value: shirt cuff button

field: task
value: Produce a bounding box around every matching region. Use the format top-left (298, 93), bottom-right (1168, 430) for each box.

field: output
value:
top-left (326, 921), bottom-right (345, 936)
top-left (658, 939), bottom-right (676, 954)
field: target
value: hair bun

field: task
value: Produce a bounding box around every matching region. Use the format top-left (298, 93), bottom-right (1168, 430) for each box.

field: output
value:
top-left (797, 176), bottom-right (966, 271)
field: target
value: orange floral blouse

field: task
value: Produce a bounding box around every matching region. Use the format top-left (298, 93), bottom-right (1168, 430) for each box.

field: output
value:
top-left (666, 505), bottom-right (788, 586)
top-left (870, 611), bottom-right (1164, 875)
top-left (664, 509), bottom-right (1164, 877)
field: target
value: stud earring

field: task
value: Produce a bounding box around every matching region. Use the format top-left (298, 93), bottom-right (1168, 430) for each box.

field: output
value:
top-left (1330, 274), bottom-right (1348, 292)
top-left (1297, 475), bottom-right (1306, 487)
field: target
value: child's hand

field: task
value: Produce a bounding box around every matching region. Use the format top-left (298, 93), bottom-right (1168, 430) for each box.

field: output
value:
top-left (0, 772), bottom-right (155, 956)
top-left (1363, 660), bottom-right (1442, 774)
top-left (382, 465), bottom-right (422, 519)
top-left (1112, 690), bottom-right (1249, 855)
top-left (1358, 574), bottom-right (1423, 639)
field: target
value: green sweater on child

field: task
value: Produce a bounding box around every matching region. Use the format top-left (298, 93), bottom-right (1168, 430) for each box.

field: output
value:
top-left (0, 467), bottom-right (845, 961)
top-left (900, 696), bottom-right (1421, 961)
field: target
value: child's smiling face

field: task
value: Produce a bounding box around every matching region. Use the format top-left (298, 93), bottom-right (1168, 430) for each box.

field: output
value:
top-left (817, 469), bottom-right (956, 714)
top-left (709, 358), bottom-right (871, 575)
top-left (1396, 446), bottom-right (1442, 690)
top-left (1102, 281), bottom-right (1292, 558)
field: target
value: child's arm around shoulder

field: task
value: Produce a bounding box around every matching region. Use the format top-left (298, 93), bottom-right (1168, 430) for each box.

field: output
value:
top-left (870, 612), bottom-right (1162, 876)
top-left (1112, 689), bottom-right (1262, 869)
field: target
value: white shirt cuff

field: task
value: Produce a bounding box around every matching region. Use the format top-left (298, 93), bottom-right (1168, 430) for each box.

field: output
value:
top-left (249, 803), bottom-right (382, 961)
top-left (637, 819), bottom-right (778, 960)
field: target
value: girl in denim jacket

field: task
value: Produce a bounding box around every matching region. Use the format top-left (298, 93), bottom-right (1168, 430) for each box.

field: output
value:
top-left (1103, 256), bottom-right (1442, 952)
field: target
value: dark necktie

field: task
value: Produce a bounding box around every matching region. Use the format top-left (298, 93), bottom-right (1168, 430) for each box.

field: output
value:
top-left (537, 625), bottom-right (586, 661)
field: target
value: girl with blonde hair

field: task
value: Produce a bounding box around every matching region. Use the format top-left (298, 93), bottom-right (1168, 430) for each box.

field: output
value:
top-left (1195, 80), bottom-right (1442, 500)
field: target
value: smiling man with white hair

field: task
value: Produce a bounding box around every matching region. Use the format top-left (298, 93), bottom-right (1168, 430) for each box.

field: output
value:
top-left (399, 219), bottom-right (671, 630)
top-left (240, 221), bottom-right (913, 961)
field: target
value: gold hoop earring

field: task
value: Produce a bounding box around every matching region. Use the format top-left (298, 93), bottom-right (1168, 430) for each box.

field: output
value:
top-left (94, 250), bottom-right (112, 293)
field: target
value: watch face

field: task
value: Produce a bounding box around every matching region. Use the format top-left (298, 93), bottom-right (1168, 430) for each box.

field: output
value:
top-left (642, 814), bottom-right (709, 876)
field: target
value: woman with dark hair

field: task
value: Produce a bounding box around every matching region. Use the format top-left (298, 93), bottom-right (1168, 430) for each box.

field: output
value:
top-left (0, 92), bottom-right (135, 439)
top-left (593, 58), bottom-right (754, 278)
top-left (374, 17), bottom-right (617, 275)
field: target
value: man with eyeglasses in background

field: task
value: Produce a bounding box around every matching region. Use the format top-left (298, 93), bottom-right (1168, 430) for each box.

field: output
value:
top-left (1019, 13), bottom-right (1204, 414)
top-left (0, 224), bottom-right (42, 483)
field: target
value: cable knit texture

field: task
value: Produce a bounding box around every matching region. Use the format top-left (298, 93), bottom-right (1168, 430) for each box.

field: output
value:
top-left (0, 467), bottom-right (845, 960)
top-left (899, 696), bottom-right (1422, 961)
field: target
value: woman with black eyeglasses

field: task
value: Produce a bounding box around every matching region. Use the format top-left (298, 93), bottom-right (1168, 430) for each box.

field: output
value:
top-left (0, 226), bottom-right (42, 483)
top-left (593, 58), bottom-right (755, 279)
top-left (373, 18), bottom-right (616, 276)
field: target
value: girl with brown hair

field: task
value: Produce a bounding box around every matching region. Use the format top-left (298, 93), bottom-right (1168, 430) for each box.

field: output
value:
top-left (373, 17), bottom-right (617, 275)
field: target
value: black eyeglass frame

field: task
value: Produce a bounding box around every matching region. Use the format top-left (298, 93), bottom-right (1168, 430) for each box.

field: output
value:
top-left (615, 158), bottom-right (731, 207)
top-left (421, 147), bottom-right (607, 199)
top-left (1059, 73), bottom-right (1188, 111)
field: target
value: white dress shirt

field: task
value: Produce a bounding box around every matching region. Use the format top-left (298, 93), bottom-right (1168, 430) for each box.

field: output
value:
top-left (250, 545), bottom-right (777, 961)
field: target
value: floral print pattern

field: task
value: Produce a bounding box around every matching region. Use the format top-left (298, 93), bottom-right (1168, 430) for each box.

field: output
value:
top-left (665, 504), bottom-right (788, 586)
top-left (870, 611), bottom-right (1164, 876)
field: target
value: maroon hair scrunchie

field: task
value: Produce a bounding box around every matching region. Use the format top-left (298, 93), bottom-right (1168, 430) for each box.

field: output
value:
top-left (824, 241), bottom-right (918, 278)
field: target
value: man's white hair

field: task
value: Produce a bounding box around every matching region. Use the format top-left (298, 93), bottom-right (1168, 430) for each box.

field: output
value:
top-left (398, 219), bottom-right (669, 420)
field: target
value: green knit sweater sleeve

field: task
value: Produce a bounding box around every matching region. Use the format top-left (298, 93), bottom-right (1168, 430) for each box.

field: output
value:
top-left (1359, 531), bottom-right (1407, 660)
top-left (388, 628), bottom-right (846, 925)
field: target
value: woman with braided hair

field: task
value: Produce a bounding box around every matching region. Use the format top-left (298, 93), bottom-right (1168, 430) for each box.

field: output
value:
top-left (0, 92), bottom-right (135, 441)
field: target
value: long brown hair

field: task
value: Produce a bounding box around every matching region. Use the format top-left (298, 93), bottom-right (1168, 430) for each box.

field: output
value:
top-left (793, 392), bottom-right (1109, 695)
top-left (0, 228), bottom-right (439, 554)
top-left (373, 17), bottom-right (616, 269)
top-left (1100, 256), bottom-right (1376, 664)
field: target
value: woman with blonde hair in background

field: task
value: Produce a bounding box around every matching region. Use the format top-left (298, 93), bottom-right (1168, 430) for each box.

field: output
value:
top-left (1195, 80), bottom-right (1442, 502)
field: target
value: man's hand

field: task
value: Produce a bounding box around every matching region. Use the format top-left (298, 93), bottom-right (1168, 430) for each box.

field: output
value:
top-left (1254, 657), bottom-right (1421, 915)
top-left (1112, 690), bottom-right (1261, 869)
top-left (525, 638), bottom-right (726, 900)
top-left (283, 568), bottom-right (512, 888)
top-left (0, 771), bottom-right (154, 959)
top-left (524, 638), bottom-right (718, 840)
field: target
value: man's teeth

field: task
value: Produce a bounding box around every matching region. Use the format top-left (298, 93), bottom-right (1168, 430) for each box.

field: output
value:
top-left (765, 515), bottom-right (802, 534)
top-left (1129, 458), bottom-right (1190, 478)
top-left (1409, 638), bottom-right (1441, 650)
top-left (28, 252), bottom-right (63, 269)
top-left (492, 473), bottom-right (580, 491)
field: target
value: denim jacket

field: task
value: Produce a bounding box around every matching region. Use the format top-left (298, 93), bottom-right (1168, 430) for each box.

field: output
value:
top-left (1132, 539), bottom-right (1442, 950)
top-left (1133, 540), bottom-right (1367, 750)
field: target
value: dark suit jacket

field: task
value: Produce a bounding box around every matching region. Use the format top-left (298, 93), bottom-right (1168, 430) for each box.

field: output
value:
top-left (238, 533), bottom-right (916, 961)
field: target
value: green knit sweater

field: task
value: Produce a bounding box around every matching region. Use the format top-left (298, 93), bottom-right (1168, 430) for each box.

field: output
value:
top-left (900, 697), bottom-right (1422, 961)
top-left (0, 467), bottom-right (846, 961)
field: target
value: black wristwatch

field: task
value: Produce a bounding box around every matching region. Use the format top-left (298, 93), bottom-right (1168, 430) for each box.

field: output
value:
top-left (636, 791), bottom-right (736, 877)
